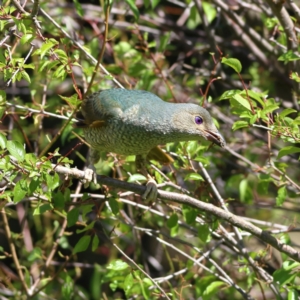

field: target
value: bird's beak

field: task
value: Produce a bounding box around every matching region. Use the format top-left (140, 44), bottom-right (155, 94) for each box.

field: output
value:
top-left (204, 130), bottom-right (226, 148)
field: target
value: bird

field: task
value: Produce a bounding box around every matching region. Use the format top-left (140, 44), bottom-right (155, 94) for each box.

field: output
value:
top-left (75, 89), bottom-right (226, 200)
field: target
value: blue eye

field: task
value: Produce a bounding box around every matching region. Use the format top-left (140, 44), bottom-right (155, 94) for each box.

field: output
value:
top-left (195, 116), bottom-right (203, 125)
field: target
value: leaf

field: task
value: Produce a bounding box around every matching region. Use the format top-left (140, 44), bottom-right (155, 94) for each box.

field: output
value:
top-left (288, 289), bottom-right (299, 300)
top-left (0, 133), bottom-right (7, 149)
top-left (7, 140), bottom-right (25, 162)
top-left (73, 235), bottom-right (91, 254)
top-left (219, 90), bottom-right (241, 100)
top-left (273, 261), bottom-right (300, 285)
top-left (279, 108), bottom-right (297, 118)
top-left (276, 186), bottom-right (287, 206)
top-left (167, 213), bottom-right (178, 228)
top-left (21, 70), bottom-right (31, 83)
top-left (67, 207), bottom-right (79, 227)
top-left (278, 50), bottom-right (300, 64)
top-left (13, 180), bottom-right (27, 203)
top-left (107, 260), bottom-right (129, 271)
top-left (124, 273), bottom-right (134, 294)
top-left (203, 2), bottom-right (217, 23)
top-left (40, 38), bottom-right (58, 59)
top-left (203, 281), bottom-right (226, 299)
top-left (128, 174), bottom-right (147, 182)
top-left (232, 94), bottom-right (252, 111)
top-left (33, 203), bottom-right (52, 215)
top-left (109, 197), bottom-right (119, 215)
top-left (73, 0), bottom-right (84, 17)
top-left (125, 0), bottom-right (139, 20)
top-left (182, 205), bottom-right (197, 224)
top-left (232, 120), bottom-right (249, 131)
top-left (184, 172), bottom-right (204, 181)
top-left (92, 235), bottom-right (99, 252)
top-left (158, 32), bottom-right (171, 52)
top-left (53, 49), bottom-right (68, 63)
top-left (198, 224), bottom-right (210, 243)
top-left (221, 57), bottom-right (242, 73)
top-left (278, 146), bottom-right (300, 159)
top-left (261, 104), bottom-right (279, 115)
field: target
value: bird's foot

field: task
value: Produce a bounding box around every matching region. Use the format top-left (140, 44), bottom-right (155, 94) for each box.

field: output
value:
top-left (82, 166), bottom-right (97, 188)
top-left (142, 177), bottom-right (158, 202)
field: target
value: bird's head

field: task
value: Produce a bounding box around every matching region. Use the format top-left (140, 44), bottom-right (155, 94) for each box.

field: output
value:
top-left (172, 104), bottom-right (226, 148)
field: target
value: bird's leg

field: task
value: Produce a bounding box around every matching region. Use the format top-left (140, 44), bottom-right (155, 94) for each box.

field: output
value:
top-left (136, 154), bottom-right (158, 202)
top-left (83, 148), bottom-right (100, 186)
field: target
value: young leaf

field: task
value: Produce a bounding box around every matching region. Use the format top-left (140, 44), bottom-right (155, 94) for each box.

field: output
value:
top-left (221, 57), bottom-right (242, 73)
top-left (278, 146), bottom-right (300, 159)
top-left (73, 235), bottom-right (91, 254)
top-left (276, 186), bottom-right (287, 206)
top-left (7, 140), bottom-right (25, 162)
top-left (167, 213), bottom-right (178, 228)
top-left (107, 260), bottom-right (129, 271)
top-left (125, 0), bottom-right (139, 20)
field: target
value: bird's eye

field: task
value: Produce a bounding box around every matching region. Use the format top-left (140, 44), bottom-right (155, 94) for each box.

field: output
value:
top-left (195, 116), bottom-right (203, 125)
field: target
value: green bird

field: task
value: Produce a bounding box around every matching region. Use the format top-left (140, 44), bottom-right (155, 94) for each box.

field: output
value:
top-left (76, 89), bottom-right (226, 200)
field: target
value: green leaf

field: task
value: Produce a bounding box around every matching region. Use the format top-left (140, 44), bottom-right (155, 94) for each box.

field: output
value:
top-left (73, 0), bottom-right (84, 17)
top-left (278, 50), bottom-right (300, 64)
top-left (261, 104), bottom-right (279, 115)
top-left (13, 180), bottom-right (27, 203)
top-left (232, 120), bottom-right (249, 131)
top-left (73, 235), bottom-right (91, 254)
top-left (273, 261), bottom-right (300, 285)
top-left (219, 90), bottom-right (241, 100)
top-left (124, 273), bottom-right (134, 294)
top-left (76, 221), bottom-right (95, 234)
top-left (290, 72), bottom-right (300, 83)
top-left (0, 133), bottom-right (7, 149)
top-left (29, 178), bottom-right (40, 195)
top-left (107, 260), bottom-right (129, 271)
top-left (242, 90), bottom-right (266, 107)
top-left (128, 174), bottom-right (147, 182)
top-left (40, 38), bottom-right (58, 58)
top-left (27, 247), bottom-right (42, 262)
top-left (109, 197), bottom-right (119, 215)
top-left (182, 205), bottom-right (197, 224)
top-left (20, 33), bottom-right (34, 45)
top-left (184, 172), bottom-right (204, 181)
top-left (232, 94), bottom-right (252, 111)
top-left (221, 57), bottom-right (242, 73)
top-left (125, 0), bottom-right (139, 20)
top-left (279, 108), bottom-right (297, 118)
top-left (21, 70), bottom-right (31, 83)
top-left (7, 140), bottom-right (25, 162)
top-left (276, 186), bottom-right (287, 206)
top-left (288, 289), bottom-right (299, 300)
top-left (158, 32), bottom-right (171, 52)
top-left (33, 203), bottom-right (52, 215)
top-left (67, 207), bottom-right (79, 227)
top-left (203, 2), bottom-right (217, 23)
top-left (203, 281), bottom-right (226, 300)
top-left (92, 235), bottom-right (99, 252)
top-left (53, 49), bottom-right (68, 63)
top-left (167, 213), bottom-right (178, 228)
top-left (278, 146), bottom-right (300, 159)
top-left (62, 274), bottom-right (73, 299)
top-left (52, 191), bottom-right (65, 209)
top-left (198, 224), bottom-right (210, 243)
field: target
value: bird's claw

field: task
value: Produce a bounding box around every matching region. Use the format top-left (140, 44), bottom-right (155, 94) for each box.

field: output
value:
top-left (142, 178), bottom-right (158, 202)
top-left (82, 167), bottom-right (97, 188)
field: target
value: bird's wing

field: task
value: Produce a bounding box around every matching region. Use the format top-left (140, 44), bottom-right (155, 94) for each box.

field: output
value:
top-left (147, 146), bottom-right (174, 164)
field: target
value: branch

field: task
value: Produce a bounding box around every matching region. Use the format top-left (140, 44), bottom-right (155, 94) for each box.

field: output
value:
top-left (52, 164), bottom-right (300, 263)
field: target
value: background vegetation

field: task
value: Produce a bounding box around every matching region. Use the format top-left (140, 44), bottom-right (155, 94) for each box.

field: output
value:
top-left (1, 0), bottom-right (300, 299)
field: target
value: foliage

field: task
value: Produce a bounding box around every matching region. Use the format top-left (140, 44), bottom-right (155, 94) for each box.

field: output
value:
top-left (0, 0), bottom-right (300, 299)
